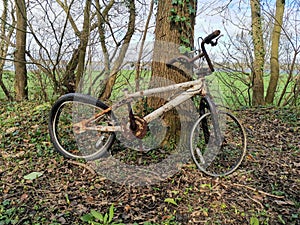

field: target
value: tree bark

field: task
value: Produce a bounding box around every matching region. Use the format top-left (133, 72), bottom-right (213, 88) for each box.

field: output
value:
top-left (265, 0), bottom-right (285, 104)
top-left (151, 0), bottom-right (196, 88)
top-left (93, 0), bottom-right (114, 96)
top-left (76, 0), bottom-right (92, 87)
top-left (100, 0), bottom-right (136, 100)
top-left (135, 0), bottom-right (154, 91)
top-left (0, 0), bottom-right (14, 101)
top-left (250, 0), bottom-right (265, 106)
top-left (63, 48), bottom-right (79, 93)
top-left (149, 0), bottom-right (196, 146)
top-left (14, 0), bottom-right (28, 101)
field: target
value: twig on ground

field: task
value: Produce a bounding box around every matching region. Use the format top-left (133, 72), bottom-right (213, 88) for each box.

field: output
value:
top-left (233, 183), bottom-right (285, 199)
top-left (67, 160), bottom-right (96, 177)
top-left (245, 193), bottom-right (264, 209)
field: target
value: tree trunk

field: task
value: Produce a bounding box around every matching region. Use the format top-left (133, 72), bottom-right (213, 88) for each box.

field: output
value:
top-left (95, 0), bottom-right (113, 72)
top-left (76, 0), bottom-right (91, 87)
top-left (0, 0), bottom-right (13, 101)
top-left (150, 0), bottom-right (196, 146)
top-left (63, 48), bottom-right (79, 93)
top-left (250, 0), bottom-right (265, 106)
top-left (151, 0), bottom-right (196, 86)
top-left (135, 0), bottom-right (155, 91)
top-left (14, 0), bottom-right (28, 101)
top-left (265, 0), bottom-right (285, 104)
top-left (100, 0), bottom-right (136, 100)
top-left (94, 0), bottom-right (114, 97)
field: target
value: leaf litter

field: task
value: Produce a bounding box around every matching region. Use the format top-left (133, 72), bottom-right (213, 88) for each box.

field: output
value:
top-left (0, 102), bottom-right (299, 224)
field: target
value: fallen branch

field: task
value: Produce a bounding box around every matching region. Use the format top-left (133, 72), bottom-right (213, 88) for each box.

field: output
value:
top-left (245, 193), bottom-right (264, 209)
top-left (67, 160), bottom-right (96, 177)
top-left (233, 183), bottom-right (285, 199)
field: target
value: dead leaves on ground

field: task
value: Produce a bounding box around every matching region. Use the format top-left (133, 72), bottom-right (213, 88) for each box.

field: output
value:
top-left (0, 103), bottom-right (299, 224)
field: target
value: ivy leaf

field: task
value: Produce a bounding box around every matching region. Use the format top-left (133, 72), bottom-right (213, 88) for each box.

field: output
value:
top-left (175, 15), bottom-right (181, 22)
top-left (188, 5), bottom-right (196, 15)
top-left (170, 8), bottom-right (177, 14)
top-left (180, 36), bottom-right (190, 44)
top-left (179, 45), bottom-right (191, 54)
top-left (181, 16), bottom-right (187, 22)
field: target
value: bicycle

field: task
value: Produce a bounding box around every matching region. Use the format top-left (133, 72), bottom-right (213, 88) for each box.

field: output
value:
top-left (48, 30), bottom-right (247, 177)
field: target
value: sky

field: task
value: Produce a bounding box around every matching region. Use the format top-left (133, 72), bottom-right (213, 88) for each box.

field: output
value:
top-left (196, 0), bottom-right (252, 36)
top-left (1, 0), bottom-right (298, 66)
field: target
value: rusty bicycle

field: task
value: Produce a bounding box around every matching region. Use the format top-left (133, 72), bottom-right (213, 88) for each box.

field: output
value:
top-left (48, 30), bottom-right (247, 177)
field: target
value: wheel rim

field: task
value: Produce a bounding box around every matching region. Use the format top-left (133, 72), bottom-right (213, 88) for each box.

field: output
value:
top-left (51, 101), bottom-right (114, 159)
top-left (190, 111), bottom-right (247, 176)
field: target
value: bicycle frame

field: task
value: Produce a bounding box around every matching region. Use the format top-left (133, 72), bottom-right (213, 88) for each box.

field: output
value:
top-left (74, 30), bottom-right (223, 135)
top-left (76, 77), bottom-right (206, 133)
top-left (123, 78), bottom-right (206, 122)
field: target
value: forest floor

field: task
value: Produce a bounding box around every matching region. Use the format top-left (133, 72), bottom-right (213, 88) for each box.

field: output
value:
top-left (0, 101), bottom-right (299, 225)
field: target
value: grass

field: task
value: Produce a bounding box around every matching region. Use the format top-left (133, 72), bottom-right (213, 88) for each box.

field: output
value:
top-left (1, 69), bottom-right (298, 109)
top-left (213, 71), bottom-right (299, 107)
top-left (0, 70), bottom-right (56, 101)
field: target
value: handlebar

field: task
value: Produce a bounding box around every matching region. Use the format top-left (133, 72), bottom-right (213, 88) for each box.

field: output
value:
top-left (203, 30), bottom-right (221, 45)
top-left (167, 30), bottom-right (221, 73)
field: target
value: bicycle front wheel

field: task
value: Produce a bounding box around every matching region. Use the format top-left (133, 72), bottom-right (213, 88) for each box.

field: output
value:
top-left (48, 93), bottom-right (115, 160)
top-left (190, 111), bottom-right (247, 177)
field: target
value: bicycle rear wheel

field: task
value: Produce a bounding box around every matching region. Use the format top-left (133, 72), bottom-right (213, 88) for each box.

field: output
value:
top-left (48, 93), bottom-right (115, 160)
top-left (190, 111), bottom-right (247, 176)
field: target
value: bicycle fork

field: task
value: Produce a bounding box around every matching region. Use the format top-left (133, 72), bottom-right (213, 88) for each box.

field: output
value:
top-left (200, 96), bottom-right (223, 147)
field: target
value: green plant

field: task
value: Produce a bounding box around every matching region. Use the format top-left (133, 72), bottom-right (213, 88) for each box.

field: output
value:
top-left (250, 216), bottom-right (260, 225)
top-left (80, 204), bottom-right (124, 225)
top-left (168, 0), bottom-right (196, 54)
top-left (164, 198), bottom-right (178, 206)
top-left (0, 200), bottom-right (19, 225)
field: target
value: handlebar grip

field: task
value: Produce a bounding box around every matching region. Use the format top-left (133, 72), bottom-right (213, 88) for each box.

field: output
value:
top-left (203, 30), bottom-right (221, 44)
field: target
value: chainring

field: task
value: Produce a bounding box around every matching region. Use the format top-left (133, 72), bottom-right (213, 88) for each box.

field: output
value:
top-left (121, 115), bottom-right (148, 140)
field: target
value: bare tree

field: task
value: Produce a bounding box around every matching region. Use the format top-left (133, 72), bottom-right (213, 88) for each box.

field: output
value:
top-left (48, 0), bottom-right (93, 93)
top-left (135, 0), bottom-right (155, 91)
top-left (0, 0), bottom-right (15, 101)
top-left (204, 0), bottom-right (298, 107)
top-left (100, 0), bottom-right (136, 99)
top-left (21, 0), bottom-right (139, 99)
top-left (76, 0), bottom-right (92, 87)
top-left (250, 0), bottom-right (265, 106)
top-left (265, 0), bottom-right (285, 104)
top-left (14, 0), bottom-right (28, 101)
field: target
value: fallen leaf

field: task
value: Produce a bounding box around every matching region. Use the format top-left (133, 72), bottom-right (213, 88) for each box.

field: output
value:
top-left (23, 172), bottom-right (44, 180)
top-left (6, 127), bottom-right (18, 134)
top-left (20, 193), bottom-right (29, 202)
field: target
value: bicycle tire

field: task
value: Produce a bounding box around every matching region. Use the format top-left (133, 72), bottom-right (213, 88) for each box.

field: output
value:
top-left (48, 93), bottom-right (115, 160)
top-left (190, 111), bottom-right (247, 177)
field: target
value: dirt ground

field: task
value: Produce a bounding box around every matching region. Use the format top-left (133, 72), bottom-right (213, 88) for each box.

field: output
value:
top-left (0, 102), bottom-right (299, 224)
